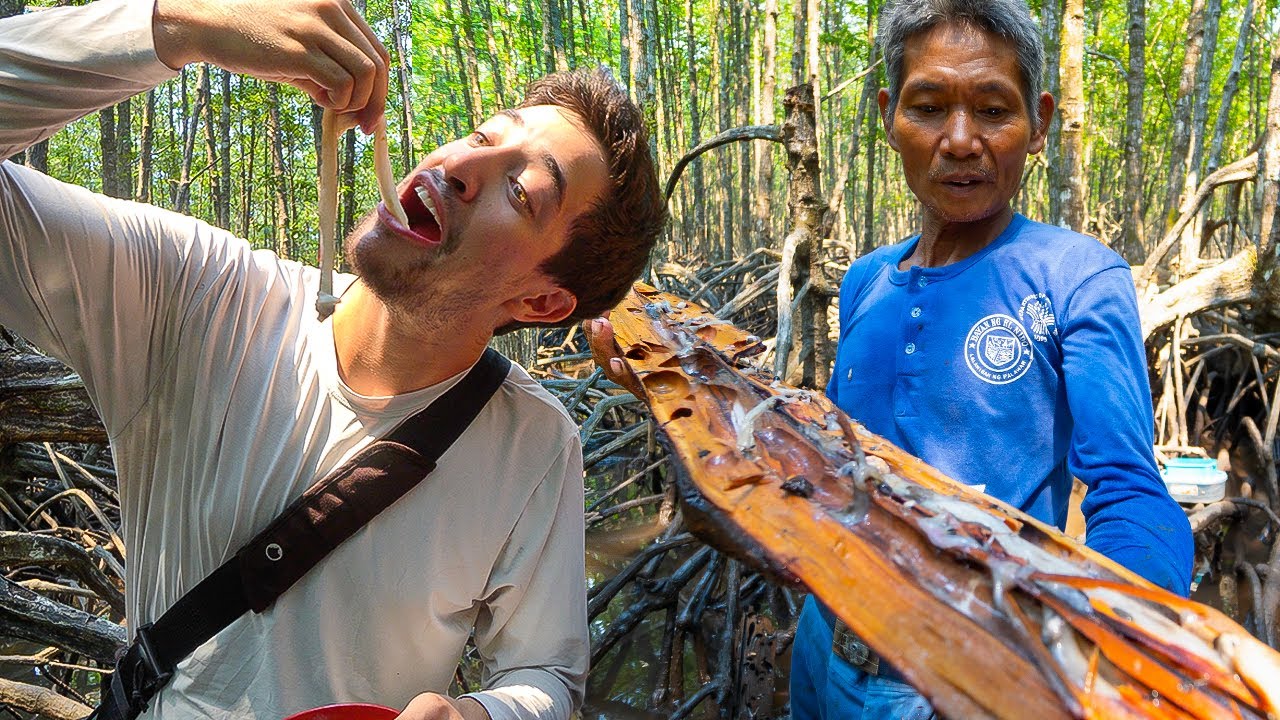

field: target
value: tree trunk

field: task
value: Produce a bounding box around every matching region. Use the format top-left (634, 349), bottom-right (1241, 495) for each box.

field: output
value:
top-left (1121, 0), bottom-right (1146, 258)
top-left (618, 0), bottom-right (630, 91)
top-left (1162, 0), bottom-right (1207, 233)
top-left (389, 0), bottom-right (415, 171)
top-left (543, 0), bottom-right (567, 73)
top-left (779, 83), bottom-right (830, 389)
top-left (711, 0), bottom-right (732, 256)
top-left (1188, 0), bottom-right (1222, 183)
top-left (176, 65), bottom-right (210, 215)
top-left (218, 70), bottom-right (232, 228)
top-left (1258, 23), bottom-right (1280, 254)
top-left (444, 0), bottom-right (479, 127)
top-left (684, 0), bottom-right (703, 254)
top-left (135, 90), bottom-right (155, 203)
top-left (98, 105), bottom-right (119, 198)
top-left (25, 139), bottom-right (46, 174)
top-left (267, 83), bottom-right (290, 259)
top-left (753, 0), bottom-right (777, 248)
top-left (1041, 0), bottom-right (1062, 225)
top-left (1206, 0), bottom-right (1255, 177)
top-left (0, 352), bottom-right (106, 444)
top-left (0, 678), bottom-right (92, 720)
top-left (1178, 0), bottom-right (1223, 269)
top-left (204, 74), bottom-right (223, 226)
top-left (1055, 0), bottom-right (1085, 232)
top-left (458, 0), bottom-right (486, 119)
top-left (476, 0), bottom-right (509, 108)
top-left (341, 126), bottom-right (357, 243)
top-left (114, 99), bottom-right (132, 199)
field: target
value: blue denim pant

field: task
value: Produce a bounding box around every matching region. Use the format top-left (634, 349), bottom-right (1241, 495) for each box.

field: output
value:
top-left (790, 595), bottom-right (937, 720)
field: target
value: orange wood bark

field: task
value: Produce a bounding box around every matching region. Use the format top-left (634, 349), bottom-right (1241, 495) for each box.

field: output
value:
top-left (607, 283), bottom-right (1279, 720)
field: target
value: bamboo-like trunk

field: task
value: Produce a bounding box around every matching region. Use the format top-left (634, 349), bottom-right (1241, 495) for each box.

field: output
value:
top-left (609, 283), bottom-right (1280, 720)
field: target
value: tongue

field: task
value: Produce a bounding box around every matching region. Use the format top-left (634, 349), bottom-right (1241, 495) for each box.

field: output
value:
top-left (410, 212), bottom-right (441, 242)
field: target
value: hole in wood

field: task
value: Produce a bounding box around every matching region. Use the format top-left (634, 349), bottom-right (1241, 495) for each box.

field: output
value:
top-left (642, 370), bottom-right (691, 397)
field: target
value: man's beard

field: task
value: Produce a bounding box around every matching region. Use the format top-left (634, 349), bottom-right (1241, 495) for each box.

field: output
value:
top-left (344, 211), bottom-right (454, 312)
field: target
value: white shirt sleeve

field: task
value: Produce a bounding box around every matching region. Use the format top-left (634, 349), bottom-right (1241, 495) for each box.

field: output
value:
top-left (461, 438), bottom-right (588, 720)
top-left (0, 0), bottom-right (179, 162)
top-left (0, 0), bottom-right (234, 433)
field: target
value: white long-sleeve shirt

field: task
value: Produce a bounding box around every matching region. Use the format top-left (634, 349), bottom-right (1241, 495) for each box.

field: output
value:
top-left (0, 2), bottom-right (588, 718)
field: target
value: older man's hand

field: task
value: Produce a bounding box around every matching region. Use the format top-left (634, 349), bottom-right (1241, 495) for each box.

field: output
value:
top-left (583, 318), bottom-right (644, 398)
top-left (152, 0), bottom-right (390, 133)
top-left (395, 692), bottom-right (489, 720)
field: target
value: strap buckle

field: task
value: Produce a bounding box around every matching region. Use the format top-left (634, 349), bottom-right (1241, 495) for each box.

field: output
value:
top-left (126, 623), bottom-right (173, 712)
top-left (832, 619), bottom-right (881, 676)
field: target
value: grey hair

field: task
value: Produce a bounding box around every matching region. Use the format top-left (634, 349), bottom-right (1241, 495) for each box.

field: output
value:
top-left (876, 0), bottom-right (1045, 125)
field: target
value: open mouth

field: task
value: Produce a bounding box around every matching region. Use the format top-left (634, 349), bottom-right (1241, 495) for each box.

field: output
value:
top-left (379, 173), bottom-right (445, 246)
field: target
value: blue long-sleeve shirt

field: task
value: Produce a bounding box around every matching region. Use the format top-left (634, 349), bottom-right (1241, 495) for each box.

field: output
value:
top-left (826, 214), bottom-right (1192, 592)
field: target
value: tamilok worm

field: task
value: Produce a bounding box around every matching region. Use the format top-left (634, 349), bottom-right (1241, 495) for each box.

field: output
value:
top-left (316, 109), bottom-right (409, 320)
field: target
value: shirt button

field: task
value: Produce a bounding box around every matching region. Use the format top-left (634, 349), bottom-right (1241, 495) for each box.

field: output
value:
top-left (910, 307), bottom-right (922, 318)
top-left (917, 277), bottom-right (928, 288)
top-left (847, 368), bottom-right (853, 380)
top-left (905, 343), bottom-right (916, 355)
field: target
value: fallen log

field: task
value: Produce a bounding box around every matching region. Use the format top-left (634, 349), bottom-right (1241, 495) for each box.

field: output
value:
top-left (0, 351), bottom-right (106, 444)
top-left (607, 282), bottom-right (1280, 720)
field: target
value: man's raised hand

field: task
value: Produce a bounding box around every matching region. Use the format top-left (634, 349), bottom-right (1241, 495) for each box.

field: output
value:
top-left (152, 0), bottom-right (390, 133)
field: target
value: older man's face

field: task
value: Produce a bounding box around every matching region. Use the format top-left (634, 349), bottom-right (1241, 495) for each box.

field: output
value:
top-left (880, 22), bottom-right (1051, 226)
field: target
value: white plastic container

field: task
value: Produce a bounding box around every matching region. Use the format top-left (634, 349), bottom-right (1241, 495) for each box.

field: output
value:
top-left (1160, 457), bottom-right (1227, 504)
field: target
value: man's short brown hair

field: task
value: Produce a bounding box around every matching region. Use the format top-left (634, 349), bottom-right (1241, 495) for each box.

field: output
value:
top-left (497, 68), bottom-right (666, 334)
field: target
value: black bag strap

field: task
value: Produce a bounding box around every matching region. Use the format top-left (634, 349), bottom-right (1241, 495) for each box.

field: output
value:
top-left (92, 348), bottom-right (511, 720)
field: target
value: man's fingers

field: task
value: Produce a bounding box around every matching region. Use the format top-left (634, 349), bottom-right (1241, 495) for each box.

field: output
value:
top-left (584, 318), bottom-right (645, 398)
top-left (355, 51), bottom-right (390, 133)
top-left (319, 0), bottom-right (389, 124)
top-left (317, 13), bottom-right (387, 114)
top-left (339, 0), bottom-right (392, 66)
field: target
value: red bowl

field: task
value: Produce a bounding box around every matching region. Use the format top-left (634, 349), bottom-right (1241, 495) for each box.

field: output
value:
top-left (283, 703), bottom-right (399, 720)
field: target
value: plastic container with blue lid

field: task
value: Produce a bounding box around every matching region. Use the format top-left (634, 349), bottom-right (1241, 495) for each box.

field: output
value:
top-left (1160, 457), bottom-right (1227, 504)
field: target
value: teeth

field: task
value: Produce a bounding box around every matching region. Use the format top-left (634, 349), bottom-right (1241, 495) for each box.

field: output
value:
top-left (415, 186), bottom-right (439, 223)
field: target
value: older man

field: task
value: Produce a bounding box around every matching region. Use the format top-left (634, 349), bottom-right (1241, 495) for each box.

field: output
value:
top-left (0, 1), bottom-right (664, 719)
top-left (788, 0), bottom-right (1192, 718)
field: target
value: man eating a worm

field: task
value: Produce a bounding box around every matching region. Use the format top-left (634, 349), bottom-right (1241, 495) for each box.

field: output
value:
top-left (0, 1), bottom-right (666, 719)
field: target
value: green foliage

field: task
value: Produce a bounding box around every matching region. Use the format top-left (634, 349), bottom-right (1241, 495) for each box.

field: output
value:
top-left (17, 0), bottom-right (1278, 267)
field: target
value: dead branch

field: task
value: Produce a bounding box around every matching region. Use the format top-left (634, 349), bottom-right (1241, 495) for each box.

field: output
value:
top-left (1136, 152), bottom-right (1258, 288)
top-left (1140, 246), bottom-right (1259, 339)
top-left (0, 352), bottom-right (106, 444)
top-left (0, 677), bottom-right (92, 720)
top-left (0, 531), bottom-right (124, 614)
top-left (663, 125), bottom-right (783, 202)
top-left (0, 575), bottom-right (124, 665)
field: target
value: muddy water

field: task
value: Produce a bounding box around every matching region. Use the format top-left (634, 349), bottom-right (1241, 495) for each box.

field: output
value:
top-left (583, 513), bottom-right (684, 719)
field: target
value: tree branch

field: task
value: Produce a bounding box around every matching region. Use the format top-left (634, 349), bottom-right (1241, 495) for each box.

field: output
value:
top-left (664, 125), bottom-right (782, 201)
